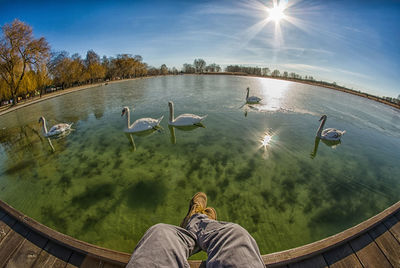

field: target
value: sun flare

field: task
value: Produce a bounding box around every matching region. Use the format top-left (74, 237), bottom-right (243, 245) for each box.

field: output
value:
top-left (267, 2), bottom-right (287, 23)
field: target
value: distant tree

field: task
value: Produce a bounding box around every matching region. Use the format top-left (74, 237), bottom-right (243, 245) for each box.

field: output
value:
top-left (283, 71), bottom-right (288, 78)
top-left (182, 63), bottom-right (195, 73)
top-left (271, 69), bottom-right (280, 77)
top-left (85, 50), bottom-right (105, 83)
top-left (160, 64), bottom-right (168, 75)
top-left (171, 67), bottom-right (178, 75)
top-left (398, 94), bottom-right (400, 100)
top-left (262, 67), bottom-right (270, 76)
top-left (0, 19), bottom-right (50, 104)
top-left (193, 58), bottom-right (206, 73)
top-left (204, 63), bottom-right (221, 73)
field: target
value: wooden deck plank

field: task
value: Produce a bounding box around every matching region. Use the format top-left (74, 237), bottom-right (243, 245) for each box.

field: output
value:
top-left (350, 233), bottom-right (392, 268)
top-left (384, 215), bottom-right (400, 243)
top-left (0, 223), bottom-right (30, 267)
top-left (323, 243), bottom-right (362, 268)
top-left (0, 200), bottom-right (130, 265)
top-left (5, 235), bottom-right (44, 268)
top-left (0, 216), bottom-right (14, 242)
top-left (369, 223), bottom-right (400, 267)
top-left (80, 256), bottom-right (103, 268)
top-left (262, 201), bottom-right (400, 267)
top-left (53, 258), bottom-right (68, 268)
top-left (32, 249), bottom-right (66, 268)
top-left (288, 255), bottom-right (327, 268)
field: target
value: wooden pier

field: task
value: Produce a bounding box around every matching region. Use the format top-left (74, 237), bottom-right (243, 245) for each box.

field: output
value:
top-left (0, 199), bottom-right (399, 267)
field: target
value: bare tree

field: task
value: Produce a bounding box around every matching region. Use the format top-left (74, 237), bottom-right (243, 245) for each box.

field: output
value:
top-left (0, 19), bottom-right (49, 104)
top-left (193, 58), bottom-right (206, 73)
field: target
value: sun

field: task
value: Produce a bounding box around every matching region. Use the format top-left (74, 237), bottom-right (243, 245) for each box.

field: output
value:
top-left (267, 2), bottom-right (287, 23)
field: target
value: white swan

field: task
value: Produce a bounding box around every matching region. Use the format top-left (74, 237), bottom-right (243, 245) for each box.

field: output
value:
top-left (168, 101), bottom-right (207, 126)
top-left (121, 106), bottom-right (163, 133)
top-left (246, 87), bottom-right (261, 104)
top-left (316, 115), bottom-right (346, 141)
top-left (38, 117), bottom-right (72, 137)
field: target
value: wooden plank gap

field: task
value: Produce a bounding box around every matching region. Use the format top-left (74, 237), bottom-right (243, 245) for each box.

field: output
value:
top-left (2, 214), bottom-right (18, 228)
top-left (0, 209), bottom-right (6, 219)
top-left (67, 251), bottom-right (86, 267)
top-left (393, 210), bottom-right (400, 221)
top-left (323, 242), bottom-right (362, 268)
top-left (383, 215), bottom-right (400, 244)
top-left (350, 233), bottom-right (392, 268)
top-left (44, 240), bottom-right (73, 262)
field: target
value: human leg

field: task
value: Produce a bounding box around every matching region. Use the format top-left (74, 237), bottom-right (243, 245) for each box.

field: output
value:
top-left (126, 223), bottom-right (197, 268)
top-left (187, 214), bottom-right (265, 268)
top-left (128, 192), bottom-right (209, 267)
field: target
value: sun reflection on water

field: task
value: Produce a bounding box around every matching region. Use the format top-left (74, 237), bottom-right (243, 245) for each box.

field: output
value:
top-left (258, 130), bottom-right (275, 159)
top-left (261, 133), bottom-right (272, 148)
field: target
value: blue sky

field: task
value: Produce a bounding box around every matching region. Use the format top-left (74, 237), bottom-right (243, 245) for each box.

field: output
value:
top-left (1, 0), bottom-right (399, 97)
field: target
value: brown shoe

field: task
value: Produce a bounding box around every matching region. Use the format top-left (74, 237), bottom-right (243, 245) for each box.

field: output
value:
top-left (204, 207), bottom-right (217, 221)
top-left (180, 192), bottom-right (207, 228)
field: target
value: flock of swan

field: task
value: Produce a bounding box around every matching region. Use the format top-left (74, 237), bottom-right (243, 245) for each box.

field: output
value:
top-left (38, 87), bottom-right (346, 148)
top-left (120, 101), bottom-right (207, 133)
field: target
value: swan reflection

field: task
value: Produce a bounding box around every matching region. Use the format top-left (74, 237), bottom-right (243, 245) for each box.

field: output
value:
top-left (125, 128), bottom-right (158, 152)
top-left (168, 124), bottom-right (205, 144)
top-left (310, 137), bottom-right (341, 159)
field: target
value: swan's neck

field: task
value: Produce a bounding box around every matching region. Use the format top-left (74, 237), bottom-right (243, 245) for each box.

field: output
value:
top-left (41, 118), bottom-right (48, 134)
top-left (126, 108), bottom-right (131, 128)
top-left (246, 89), bottom-right (249, 100)
top-left (169, 104), bottom-right (174, 122)
top-left (317, 117), bottom-right (326, 137)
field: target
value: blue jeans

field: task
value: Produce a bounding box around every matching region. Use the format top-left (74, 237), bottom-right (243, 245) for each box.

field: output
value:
top-left (127, 214), bottom-right (264, 268)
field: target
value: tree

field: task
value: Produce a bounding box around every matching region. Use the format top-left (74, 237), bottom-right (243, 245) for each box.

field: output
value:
top-left (85, 50), bottom-right (105, 83)
top-left (160, 64), bottom-right (168, 75)
top-left (262, 67), bottom-right (270, 76)
top-left (271, 69), bottom-right (280, 77)
top-left (193, 58), bottom-right (206, 73)
top-left (0, 19), bottom-right (50, 104)
top-left (182, 63), bottom-right (195, 73)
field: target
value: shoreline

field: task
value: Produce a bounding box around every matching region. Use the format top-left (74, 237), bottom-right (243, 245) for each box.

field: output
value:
top-left (0, 74), bottom-right (398, 118)
top-left (203, 72), bottom-right (400, 110)
top-left (0, 77), bottom-right (150, 117)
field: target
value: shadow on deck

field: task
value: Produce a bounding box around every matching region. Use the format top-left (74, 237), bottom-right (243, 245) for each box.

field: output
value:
top-left (0, 200), bottom-right (399, 267)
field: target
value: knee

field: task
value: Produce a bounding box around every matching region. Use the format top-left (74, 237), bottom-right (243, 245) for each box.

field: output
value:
top-left (146, 223), bottom-right (171, 236)
top-left (227, 223), bottom-right (252, 239)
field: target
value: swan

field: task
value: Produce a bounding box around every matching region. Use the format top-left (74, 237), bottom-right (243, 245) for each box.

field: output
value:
top-left (38, 117), bottom-right (72, 137)
top-left (246, 87), bottom-right (261, 104)
top-left (316, 115), bottom-right (346, 141)
top-left (121, 106), bottom-right (163, 133)
top-left (168, 101), bottom-right (207, 126)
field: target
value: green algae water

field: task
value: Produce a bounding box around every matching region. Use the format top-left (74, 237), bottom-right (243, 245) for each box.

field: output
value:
top-left (0, 75), bottom-right (399, 256)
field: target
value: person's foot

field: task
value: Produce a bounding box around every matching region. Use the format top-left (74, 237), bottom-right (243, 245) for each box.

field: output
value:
top-left (180, 192), bottom-right (207, 228)
top-left (204, 207), bottom-right (217, 221)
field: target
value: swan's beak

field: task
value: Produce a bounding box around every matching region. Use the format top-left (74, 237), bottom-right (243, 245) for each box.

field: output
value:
top-left (319, 116), bottom-right (324, 121)
top-left (121, 110), bottom-right (125, 117)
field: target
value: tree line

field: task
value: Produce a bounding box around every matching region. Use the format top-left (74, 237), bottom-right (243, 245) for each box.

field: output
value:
top-left (1, 20), bottom-right (398, 107)
top-left (0, 20), bottom-right (157, 106)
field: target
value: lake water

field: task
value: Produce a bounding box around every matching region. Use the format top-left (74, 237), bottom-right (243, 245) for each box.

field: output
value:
top-left (0, 75), bottom-right (399, 257)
